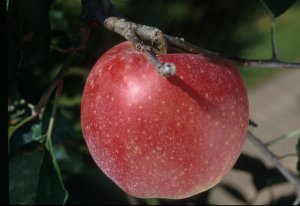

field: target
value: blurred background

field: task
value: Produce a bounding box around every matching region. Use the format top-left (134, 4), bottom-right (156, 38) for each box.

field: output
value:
top-left (8, 0), bottom-right (300, 205)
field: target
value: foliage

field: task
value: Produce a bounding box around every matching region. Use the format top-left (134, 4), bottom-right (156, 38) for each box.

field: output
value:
top-left (8, 0), bottom-right (300, 205)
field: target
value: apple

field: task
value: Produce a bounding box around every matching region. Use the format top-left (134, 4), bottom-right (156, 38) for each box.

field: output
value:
top-left (81, 41), bottom-right (249, 199)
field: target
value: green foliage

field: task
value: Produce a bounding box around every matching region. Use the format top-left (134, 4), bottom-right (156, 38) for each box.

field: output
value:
top-left (9, 100), bottom-right (69, 204)
top-left (8, 99), bottom-right (45, 154)
top-left (262, 0), bottom-right (298, 17)
top-left (35, 143), bottom-right (68, 204)
top-left (9, 142), bottom-right (68, 204)
top-left (9, 142), bottom-right (45, 204)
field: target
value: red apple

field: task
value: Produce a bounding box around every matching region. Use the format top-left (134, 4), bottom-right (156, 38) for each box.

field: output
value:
top-left (81, 41), bottom-right (249, 199)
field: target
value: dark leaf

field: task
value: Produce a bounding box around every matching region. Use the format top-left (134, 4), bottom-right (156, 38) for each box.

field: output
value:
top-left (42, 107), bottom-right (84, 172)
top-left (9, 120), bottom-right (45, 154)
top-left (36, 145), bottom-right (68, 204)
top-left (9, 142), bottom-right (46, 204)
top-left (219, 183), bottom-right (248, 203)
top-left (35, 107), bottom-right (69, 204)
top-left (262, 0), bottom-right (298, 17)
top-left (233, 153), bottom-right (286, 190)
top-left (296, 138), bottom-right (300, 175)
top-left (9, 140), bottom-right (68, 204)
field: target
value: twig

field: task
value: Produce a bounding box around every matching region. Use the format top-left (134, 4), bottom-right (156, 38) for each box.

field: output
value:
top-left (226, 57), bottom-right (300, 69)
top-left (82, 0), bottom-right (300, 74)
top-left (278, 153), bottom-right (297, 160)
top-left (164, 34), bottom-right (300, 68)
top-left (164, 34), bottom-right (217, 56)
top-left (265, 128), bottom-right (300, 146)
top-left (247, 130), bottom-right (300, 197)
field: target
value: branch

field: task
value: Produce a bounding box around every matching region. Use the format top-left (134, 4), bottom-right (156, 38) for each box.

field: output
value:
top-left (265, 128), bottom-right (300, 146)
top-left (81, 1), bottom-right (300, 73)
top-left (104, 17), bottom-right (300, 70)
top-left (226, 57), bottom-right (300, 69)
top-left (247, 130), bottom-right (300, 197)
top-left (164, 34), bottom-right (300, 69)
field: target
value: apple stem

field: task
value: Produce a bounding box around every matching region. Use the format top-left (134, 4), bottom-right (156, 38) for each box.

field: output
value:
top-left (104, 17), bottom-right (176, 77)
top-left (247, 130), bottom-right (300, 198)
top-left (143, 50), bottom-right (176, 77)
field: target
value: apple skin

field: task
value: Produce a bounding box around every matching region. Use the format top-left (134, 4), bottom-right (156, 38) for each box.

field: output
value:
top-left (81, 41), bottom-right (249, 199)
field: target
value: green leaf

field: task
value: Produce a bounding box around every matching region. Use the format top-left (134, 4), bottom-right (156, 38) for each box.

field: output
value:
top-left (36, 145), bottom-right (68, 204)
top-left (40, 107), bottom-right (69, 204)
top-left (9, 141), bottom-right (68, 204)
top-left (262, 0), bottom-right (298, 17)
top-left (9, 116), bottom-right (46, 154)
top-left (9, 142), bottom-right (45, 204)
top-left (41, 107), bottom-right (85, 172)
top-left (296, 138), bottom-right (300, 175)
